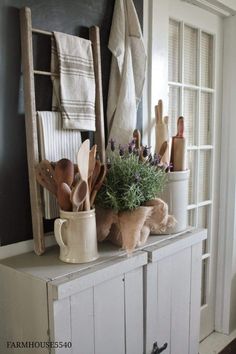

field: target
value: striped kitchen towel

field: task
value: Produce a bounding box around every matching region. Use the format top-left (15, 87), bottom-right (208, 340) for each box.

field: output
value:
top-left (51, 32), bottom-right (96, 131)
top-left (37, 111), bottom-right (82, 219)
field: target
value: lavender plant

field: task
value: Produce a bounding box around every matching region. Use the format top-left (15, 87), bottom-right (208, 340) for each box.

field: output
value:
top-left (96, 140), bottom-right (168, 212)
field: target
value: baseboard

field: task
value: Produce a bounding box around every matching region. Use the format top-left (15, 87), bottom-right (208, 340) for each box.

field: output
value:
top-left (199, 329), bottom-right (236, 354)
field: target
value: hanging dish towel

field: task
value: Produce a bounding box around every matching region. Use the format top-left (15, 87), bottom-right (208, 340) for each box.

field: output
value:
top-left (37, 111), bottom-right (82, 219)
top-left (106, 0), bottom-right (146, 145)
top-left (51, 32), bottom-right (96, 131)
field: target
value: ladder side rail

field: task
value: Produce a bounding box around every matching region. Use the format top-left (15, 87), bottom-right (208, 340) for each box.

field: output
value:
top-left (89, 26), bottom-right (106, 164)
top-left (20, 7), bottom-right (45, 255)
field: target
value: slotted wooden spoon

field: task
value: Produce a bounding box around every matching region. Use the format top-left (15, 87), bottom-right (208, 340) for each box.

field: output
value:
top-left (54, 158), bottom-right (74, 187)
top-left (35, 160), bottom-right (57, 196)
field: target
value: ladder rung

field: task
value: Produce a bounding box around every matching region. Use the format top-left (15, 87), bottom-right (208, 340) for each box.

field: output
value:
top-left (32, 28), bottom-right (52, 36)
top-left (34, 70), bottom-right (59, 77)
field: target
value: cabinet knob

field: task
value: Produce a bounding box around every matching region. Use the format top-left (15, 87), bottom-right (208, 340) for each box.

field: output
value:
top-left (151, 341), bottom-right (168, 354)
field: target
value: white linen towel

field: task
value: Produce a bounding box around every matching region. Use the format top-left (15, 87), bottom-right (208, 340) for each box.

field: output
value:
top-left (106, 0), bottom-right (146, 145)
top-left (37, 111), bottom-right (82, 219)
top-left (51, 32), bottom-right (96, 131)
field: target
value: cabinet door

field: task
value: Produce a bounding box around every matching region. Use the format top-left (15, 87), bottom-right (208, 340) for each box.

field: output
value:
top-left (94, 275), bottom-right (126, 354)
top-left (145, 247), bottom-right (192, 354)
top-left (94, 268), bottom-right (144, 354)
top-left (49, 266), bottom-right (144, 354)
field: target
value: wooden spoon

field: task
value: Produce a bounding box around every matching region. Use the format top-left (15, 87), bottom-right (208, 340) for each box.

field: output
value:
top-left (57, 182), bottom-right (72, 211)
top-left (71, 180), bottom-right (88, 211)
top-left (90, 164), bottom-right (107, 206)
top-left (35, 160), bottom-right (57, 195)
top-left (91, 159), bottom-right (101, 191)
top-left (77, 139), bottom-right (90, 211)
top-left (54, 159), bottom-right (74, 187)
top-left (88, 145), bottom-right (97, 178)
top-left (158, 141), bottom-right (168, 161)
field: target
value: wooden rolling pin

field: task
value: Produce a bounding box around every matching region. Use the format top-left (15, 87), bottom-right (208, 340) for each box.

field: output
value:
top-left (155, 99), bottom-right (170, 164)
top-left (170, 116), bottom-right (187, 171)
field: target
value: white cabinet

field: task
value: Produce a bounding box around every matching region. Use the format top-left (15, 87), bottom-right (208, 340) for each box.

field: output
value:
top-left (144, 229), bottom-right (206, 354)
top-left (0, 244), bottom-right (146, 354)
top-left (0, 229), bottom-right (206, 354)
top-left (48, 253), bottom-right (146, 354)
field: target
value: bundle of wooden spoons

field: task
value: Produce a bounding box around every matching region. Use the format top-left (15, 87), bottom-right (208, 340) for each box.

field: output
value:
top-left (36, 140), bottom-right (107, 212)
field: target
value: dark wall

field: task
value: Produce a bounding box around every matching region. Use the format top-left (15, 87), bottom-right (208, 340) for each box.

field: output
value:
top-left (0, 0), bottom-right (143, 246)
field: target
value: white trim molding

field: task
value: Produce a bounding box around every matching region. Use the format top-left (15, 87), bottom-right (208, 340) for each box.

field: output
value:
top-left (181, 0), bottom-right (236, 17)
top-left (142, 0), bottom-right (169, 149)
top-left (215, 15), bottom-right (236, 334)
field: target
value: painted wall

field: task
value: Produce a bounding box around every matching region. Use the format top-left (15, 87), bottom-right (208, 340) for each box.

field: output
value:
top-left (0, 0), bottom-right (143, 246)
top-left (216, 14), bottom-right (236, 334)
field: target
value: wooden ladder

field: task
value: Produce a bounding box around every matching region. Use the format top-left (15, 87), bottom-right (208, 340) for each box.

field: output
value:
top-left (20, 7), bottom-right (105, 255)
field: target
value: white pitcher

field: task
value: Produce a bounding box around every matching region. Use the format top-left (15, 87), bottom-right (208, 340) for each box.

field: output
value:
top-left (54, 209), bottom-right (98, 263)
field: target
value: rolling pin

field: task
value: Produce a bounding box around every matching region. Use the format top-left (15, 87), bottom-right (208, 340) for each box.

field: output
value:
top-left (155, 99), bottom-right (170, 164)
top-left (170, 116), bottom-right (187, 171)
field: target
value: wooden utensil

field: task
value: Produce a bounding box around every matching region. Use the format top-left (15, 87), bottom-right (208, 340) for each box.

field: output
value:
top-left (54, 159), bottom-right (74, 187)
top-left (91, 159), bottom-right (101, 191)
top-left (133, 129), bottom-right (141, 150)
top-left (57, 182), bottom-right (72, 211)
top-left (170, 116), bottom-right (187, 171)
top-left (35, 160), bottom-right (57, 196)
top-left (90, 164), bottom-right (107, 206)
top-left (77, 139), bottom-right (90, 211)
top-left (155, 99), bottom-right (169, 164)
top-left (89, 26), bottom-right (106, 164)
top-left (88, 145), bottom-right (97, 182)
top-left (158, 141), bottom-right (168, 161)
top-left (70, 180), bottom-right (88, 211)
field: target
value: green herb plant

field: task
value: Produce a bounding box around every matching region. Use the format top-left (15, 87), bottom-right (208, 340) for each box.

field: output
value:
top-left (96, 144), bottom-right (167, 212)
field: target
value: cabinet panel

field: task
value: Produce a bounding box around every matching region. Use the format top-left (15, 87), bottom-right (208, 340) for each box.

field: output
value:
top-left (144, 263), bottom-right (159, 354)
top-left (94, 275), bottom-right (125, 354)
top-left (189, 243), bottom-right (202, 354)
top-left (125, 267), bottom-right (144, 354)
top-left (51, 298), bottom-right (72, 354)
top-left (144, 233), bottom-right (204, 354)
top-left (170, 248), bottom-right (191, 354)
top-left (145, 259), bottom-right (172, 354)
top-left (156, 258), bottom-right (172, 354)
top-left (71, 288), bottom-right (94, 354)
